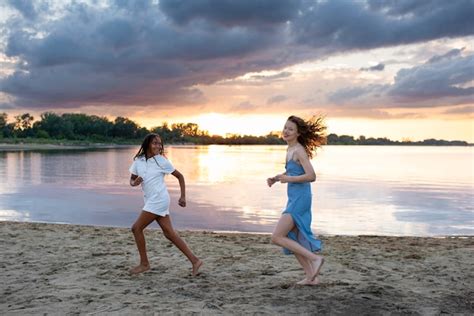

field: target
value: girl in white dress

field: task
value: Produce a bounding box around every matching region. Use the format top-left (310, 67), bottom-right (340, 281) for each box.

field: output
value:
top-left (129, 133), bottom-right (203, 275)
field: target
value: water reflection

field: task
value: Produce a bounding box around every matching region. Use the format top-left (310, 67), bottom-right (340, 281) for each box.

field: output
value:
top-left (0, 145), bottom-right (473, 236)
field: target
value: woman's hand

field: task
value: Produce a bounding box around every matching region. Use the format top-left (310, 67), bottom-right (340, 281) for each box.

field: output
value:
top-left (267, 177), bottom-right (277, 187)
top-left (178, 196), bottom-right (186, 207)
top-left (275, 174), bottom-right (289, 183)
top-left (131, 176), bottom-right (143, 186)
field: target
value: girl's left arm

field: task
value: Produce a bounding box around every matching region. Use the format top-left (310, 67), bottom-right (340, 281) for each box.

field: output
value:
top-left (171, 169), bottom-right (186, 207)
top-left (277, 149), bottom-right (316, 183)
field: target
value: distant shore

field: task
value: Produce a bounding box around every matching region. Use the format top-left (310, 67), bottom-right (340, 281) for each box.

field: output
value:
top-left (1, 221), bottom-right (473, 314)
top-left (0, 143), bottom-right (136, 151)
top-left (0, 140), bottom-right (472, 152)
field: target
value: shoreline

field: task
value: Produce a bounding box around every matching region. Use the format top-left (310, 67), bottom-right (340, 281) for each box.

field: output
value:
top-left (2, 219), bottom-right (473, 238)
top-left (2, 221), bottom-right (473, 314)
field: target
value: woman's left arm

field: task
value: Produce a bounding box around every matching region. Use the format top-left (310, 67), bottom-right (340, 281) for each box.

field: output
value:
top-left (171, 169), bottom-right (186, 207)
top-left (278, 149), bottom-right (316, 183)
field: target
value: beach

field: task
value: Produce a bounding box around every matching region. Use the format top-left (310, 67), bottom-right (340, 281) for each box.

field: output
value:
top-left (1, 221), bottom-right (473, 315)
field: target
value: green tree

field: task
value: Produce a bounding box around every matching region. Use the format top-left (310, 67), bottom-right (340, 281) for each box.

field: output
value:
top-left (0, 113), bottom-right (7, 129)
top-left (35, 112), bottom-right (73, 139)
top-left (113, 117), bottom-right (140, 138)
top-left (0, 113), bottom-right (7, 138)
top-left (62, 113), bottom-right (113, 139)
top-left (14, 113), bottom-right (34, 130)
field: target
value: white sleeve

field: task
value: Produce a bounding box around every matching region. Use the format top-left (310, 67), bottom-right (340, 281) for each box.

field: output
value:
top-left (129, 160), bottom-right (138, 175)
top-left (162, 158), bottom-right (175, 174)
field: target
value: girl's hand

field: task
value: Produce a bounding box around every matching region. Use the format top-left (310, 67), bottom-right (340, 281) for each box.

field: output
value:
top-left (178, 196), bottom-right (186, 207)
top-left (275, 174), bottom-right (289, 183)
top-left (131, 176), bottom-right (143, 186)
top-left (267, 177), bottom-right (277, 187)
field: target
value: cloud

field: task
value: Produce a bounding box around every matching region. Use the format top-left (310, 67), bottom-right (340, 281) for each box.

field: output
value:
top-left (292, 0), bottom-right (474, 51)
top-left (367, 0), bottom-right (448, 17)
top-left (249, 71), bottom-right (292, 81)
top-left (360, 63), bottom-right (385, 72)
top-left (329, 50), bottom-right (474, 108)
top-left (229, 101), bottom-right (257, 113)
top-left (267, 95), bottom-right (288, 104)
top-left (427, 47), bottom-right (464, 63)
top-left (1, 2), bottom-right (283, 108)
top-left (159, 0), bottom-right (302, 26)
top-left (0, 102), bottom-right (16, 110)
top-left (0, 0), bottom-right (473, 110)
top-left (311, 104), bottom-right (427, 119)
top-left (218, 71), bottom-right (292, 86)
top-left (443, 106), bottom-right (474, 115)
top-left (5, 0), bottom-right (47, 20)
top-left (328, 85), bottom-right (386, 105)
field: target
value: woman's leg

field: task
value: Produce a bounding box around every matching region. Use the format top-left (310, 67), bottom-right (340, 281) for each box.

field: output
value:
top-left (271, 214), bottom-right (324, 280)
top-left (130, 211), bottom-right (158, 274)
top-left (294, 254), bottom-right (313, 279)
top-left (156, 215), bottom-right (203, 276)
top-left (294, 254), bottom-right (321, 285)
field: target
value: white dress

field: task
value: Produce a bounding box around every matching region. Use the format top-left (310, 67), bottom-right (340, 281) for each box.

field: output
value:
top-left (129, 154), bottom-right (175, 216)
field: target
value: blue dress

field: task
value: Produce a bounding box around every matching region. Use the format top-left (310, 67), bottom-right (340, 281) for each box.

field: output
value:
top-left (282, 160), bottom-right (322, 255)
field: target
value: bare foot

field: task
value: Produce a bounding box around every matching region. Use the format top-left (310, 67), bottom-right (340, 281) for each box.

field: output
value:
top-left (192, 259), bottom-right (203, 276)
top-left (310, 256), bottom-right (324, 281)
top-left (129, 264), bottom-right (150, 275)
top-left (299, 277), bottom-right (320, 286)
top-left (296, 278), bottom-right (309, 285)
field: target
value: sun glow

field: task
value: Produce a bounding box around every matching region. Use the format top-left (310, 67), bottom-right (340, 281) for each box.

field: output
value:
top-left (133, 112), bottom-right (474, 142)
top-left (191, 113), bottom-right (284, 136)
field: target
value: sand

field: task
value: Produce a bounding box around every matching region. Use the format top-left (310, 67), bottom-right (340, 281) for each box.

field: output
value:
top-left (1, 221), bottom-right (473, 315)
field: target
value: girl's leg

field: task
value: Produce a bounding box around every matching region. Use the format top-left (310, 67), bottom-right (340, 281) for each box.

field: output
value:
top-left (271, 214), bottom-right (324, 280)
top-left (130, 211), bottom-right (157, 274)
top-left (156, 215), bottom-right (203, 276)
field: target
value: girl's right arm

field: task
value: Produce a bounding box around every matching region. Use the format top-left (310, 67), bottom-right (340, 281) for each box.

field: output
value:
top-left (130, 174), bottom-right (143, 186)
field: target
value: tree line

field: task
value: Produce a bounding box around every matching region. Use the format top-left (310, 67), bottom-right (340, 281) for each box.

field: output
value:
top-left (0, 112), bottom-right (283, 145)
top-left (0, 112), bottom-right (469, 146)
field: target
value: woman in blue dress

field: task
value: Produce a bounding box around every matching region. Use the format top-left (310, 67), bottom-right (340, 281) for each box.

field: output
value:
top-left (268, 115), bottom-right (326, 285)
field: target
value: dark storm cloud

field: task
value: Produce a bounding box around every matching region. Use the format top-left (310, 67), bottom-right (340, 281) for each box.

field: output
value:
top-left (329, 51), bottom-right (474, 108)
top-left (387, 54), bottom-right (474, 102)
top-left (6, 0), bottom-right (44, 20)
top-left (360, 63), bottom-right (385, 72)
top-left (292, 0), bottom-right (474, 51)
top-left (159, 0), bottom-right (302, 26)
top-left (367, 0), bottom-right (447, 16)
top-left (112, 0), bottom-right (154, 12)
top-left (0, 0), bottom-right (473, 109)
top-left (1, 1), bottom-right (283, 108)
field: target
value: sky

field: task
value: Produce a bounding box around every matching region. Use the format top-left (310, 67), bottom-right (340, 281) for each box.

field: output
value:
top-left (0, 0), bottom-right (473, 141)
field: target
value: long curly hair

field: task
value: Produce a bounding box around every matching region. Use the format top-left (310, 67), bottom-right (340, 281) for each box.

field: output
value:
top-left (287, 115), bottom-right (327, 159)
top-left (134, 133), bottom-right (164, 159)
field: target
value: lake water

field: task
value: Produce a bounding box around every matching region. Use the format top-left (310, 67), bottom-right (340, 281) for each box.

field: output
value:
top-left (1, 145), bottom-right (473, 236)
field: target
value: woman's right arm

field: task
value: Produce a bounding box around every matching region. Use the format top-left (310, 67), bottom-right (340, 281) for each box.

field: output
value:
top-left (267, 172), bottom-right (286, 187)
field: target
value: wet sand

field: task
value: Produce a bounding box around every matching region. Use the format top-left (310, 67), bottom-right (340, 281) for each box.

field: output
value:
top-left (1, 221), bottom-right (473, 315)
